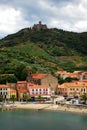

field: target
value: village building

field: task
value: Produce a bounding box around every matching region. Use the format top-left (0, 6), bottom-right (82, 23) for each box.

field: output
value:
top-left (10, 88), bottom-right (17, 99)
top-left (16, 81), bottom-right (28, 101)
top-left (73, 71), bottom-right (87, 80)
top-left (27, 83), bottom-right (51, 99)
top-left (57, 81), bottom-right (87, 97)
top-left (27, 72), bottom-right (58, 92)
top-left (80, 72), bottom-right (87, 80)
top-left (56, 71), bottom-right (79, 79)
top-left (0, 84), bottom-right (10, 100)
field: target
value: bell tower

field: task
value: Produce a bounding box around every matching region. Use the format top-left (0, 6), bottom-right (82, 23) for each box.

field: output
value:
top-left (27, 68), bottom-right (33, 82)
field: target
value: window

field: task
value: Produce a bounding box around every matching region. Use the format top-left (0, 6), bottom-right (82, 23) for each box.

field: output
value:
top-left (36, 92), bottom-right (38, 94)
top-left (46, 89), bottom-right (48, 91)
top-left (32, 89), bottom-right (34, 91)
top-left (84, 88), bottom-right (85, 92)
top-left (43, 92), bottom-right (45, 94)
top-left (36, 89), bottom-right (38, 91)
top-left (39, 89), bottom-right (41, 91)
top-left (43, 89), bottom-right (45, 91)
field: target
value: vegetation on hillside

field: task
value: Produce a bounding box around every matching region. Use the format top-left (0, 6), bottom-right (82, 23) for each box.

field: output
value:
top-left (0, 27), bottom-right (87, 81)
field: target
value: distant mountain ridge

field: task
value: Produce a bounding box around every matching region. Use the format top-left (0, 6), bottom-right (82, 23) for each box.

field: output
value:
top-left (0, 21), bottom-right (87, 74)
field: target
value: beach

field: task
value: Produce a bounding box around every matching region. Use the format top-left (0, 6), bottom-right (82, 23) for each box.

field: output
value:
top-left (1, 102), bottom-right (87, 114)
top-left (14, 103), bottom-right (87, 114)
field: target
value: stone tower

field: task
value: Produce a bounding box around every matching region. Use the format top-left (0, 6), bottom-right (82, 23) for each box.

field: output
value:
top-left (27, 68), bottom-right (33, 82)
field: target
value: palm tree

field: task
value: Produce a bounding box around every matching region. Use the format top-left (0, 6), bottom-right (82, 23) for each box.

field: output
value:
top-left (81, 93), bottom-right (87, 104)
top-left (23, 93), bottom-right (31, 103)
top-left (10, 95), bottom-right (16, 103)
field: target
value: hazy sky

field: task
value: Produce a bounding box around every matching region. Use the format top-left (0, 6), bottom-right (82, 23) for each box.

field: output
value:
top-left (0, 0), bottom-right (87, 38)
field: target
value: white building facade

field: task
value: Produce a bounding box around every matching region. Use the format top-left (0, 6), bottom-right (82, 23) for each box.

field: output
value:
top-left (0, 85), bottom-right (10, 99)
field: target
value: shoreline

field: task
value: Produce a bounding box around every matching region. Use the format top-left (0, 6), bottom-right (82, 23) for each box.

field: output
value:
top-left (15, 103), bottom-right (87, 115)
top-left (1, 103), bottom-right (87, 115)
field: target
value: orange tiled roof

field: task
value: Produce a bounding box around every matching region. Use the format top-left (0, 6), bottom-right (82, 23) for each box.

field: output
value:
top-left (28, 83), bottom-right (49, 89)
top-left (32, 74), bottom-right (48, 79)
top-left (56, 72), bottom-right (79, 78)
top-left (79, 80), bottom-right (87, 82)
top-left (17, 81), bottom-right (27, 84)
top-left (56, 71), bottom-right (67, 74)
top-left (67, 73), bottom-right (77, 77)
top-left (58, 82), bottom-right (87, 89)
top-left (58, 84), bottom-right (65, 89)
top-left (0, 84), bottom-right (9, 88)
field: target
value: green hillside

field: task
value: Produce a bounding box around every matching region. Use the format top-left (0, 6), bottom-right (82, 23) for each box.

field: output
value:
top-left (0, 27), bottom-right (87, 79)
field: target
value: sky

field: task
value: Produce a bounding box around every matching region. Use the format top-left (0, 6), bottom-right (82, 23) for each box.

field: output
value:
top-left (0, 0), bottom-right (87, 38)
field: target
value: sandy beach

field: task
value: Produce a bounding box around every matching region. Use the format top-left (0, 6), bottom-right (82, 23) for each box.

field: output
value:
top-left (14, 103), bottom-right (87, 114)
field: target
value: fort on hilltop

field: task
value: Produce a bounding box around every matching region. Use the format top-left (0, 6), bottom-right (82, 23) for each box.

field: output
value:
top-left (32, 21), bottom-right (47, 31)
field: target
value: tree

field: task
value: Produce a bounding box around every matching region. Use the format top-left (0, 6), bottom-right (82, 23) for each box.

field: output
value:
top-left (81, 93), bottom-right (87, 104)
top-left (0, 75), bottom-right (17, 84)
top-left (15, 63), bottom-right (28, 80)
top-left (6, 75), bottom-right (17, 83)
top-left (23, 93), bottom-right (31, 102)
top-left (57, 75), bottom-right (65, 84)
top-left (0, 95), bottom-right (3, 102)
top-left (65, 77), bottom-right (78, 82)
top-left (57, 75), bottom-right (79, 85)
top-left (10, 95), bottom-right (16, 103)
top-left (38, 95), bottom-right (42, 101)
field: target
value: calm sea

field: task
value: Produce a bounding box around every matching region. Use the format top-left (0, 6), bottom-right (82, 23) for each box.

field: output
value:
top-left (0, 110), bottom-right (87, 130)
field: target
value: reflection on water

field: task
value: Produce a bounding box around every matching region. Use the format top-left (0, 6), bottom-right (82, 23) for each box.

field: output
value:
top-left (0, 110), bottom-right (87, 130)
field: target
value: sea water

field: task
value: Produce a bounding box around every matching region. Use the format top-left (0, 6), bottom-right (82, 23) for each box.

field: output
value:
top-left (0, 110), bottom-right (87, 130)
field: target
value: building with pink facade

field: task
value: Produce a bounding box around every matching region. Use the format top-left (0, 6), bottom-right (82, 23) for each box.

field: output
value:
top-left (27, 83), bottom-right (51, 98)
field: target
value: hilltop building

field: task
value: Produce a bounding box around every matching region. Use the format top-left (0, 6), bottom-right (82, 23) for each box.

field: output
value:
top-left (32, 21), bottom-right (47, 31)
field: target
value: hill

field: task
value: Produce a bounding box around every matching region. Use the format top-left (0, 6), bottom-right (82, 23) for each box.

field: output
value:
top-left (0, 22), bottom-right (87, 79)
